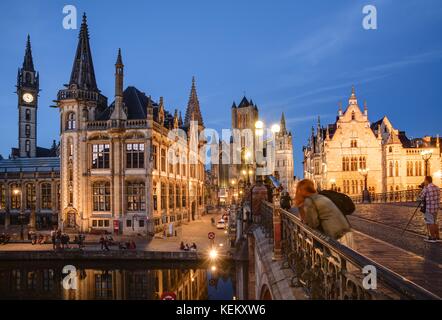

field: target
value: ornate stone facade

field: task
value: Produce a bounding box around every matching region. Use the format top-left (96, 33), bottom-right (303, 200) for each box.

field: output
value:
top-left (56, 15), bottom-right (206, 235)
top-left (303, 87), bottom-right (442, 195)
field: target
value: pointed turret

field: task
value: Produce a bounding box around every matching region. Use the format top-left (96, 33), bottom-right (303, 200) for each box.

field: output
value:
top-left (69, 13), bottom-right (98, 91)
top-left (23, 35), bottom-right (35, 72)
top-left (348, 85), bottom-right (358, 105)
top-left (178, 111), bottom-right (183, 127)
top-left (231, 101), bottom-right (237, 108)
top-left (184, 76), bottom-right (204, 130)
top-left (110, 49), bottom-right (127, 121)
top-left (115, 48), bottom-right (124, 97)
top-left (363, 100), bottom-right (368, 116)
top-left (158, 97), bottom-right (165, 125)
top-left (338, 101), bottom-right (343, 116)
top-left (173, 110), bottom-right (179, 129)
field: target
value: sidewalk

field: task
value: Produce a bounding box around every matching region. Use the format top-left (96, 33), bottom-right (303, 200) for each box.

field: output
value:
top-left (0, 210), bottom-right (230, 256)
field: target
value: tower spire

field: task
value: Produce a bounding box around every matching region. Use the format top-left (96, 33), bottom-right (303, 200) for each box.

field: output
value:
top-left (280, 112), bottom-right (287, 134)
top-left (184, 76), bottom-right (204, 130)
top-left (69, 12), bottom-right (98, 91)
top-left (22, 34), bottom-right (35, 72)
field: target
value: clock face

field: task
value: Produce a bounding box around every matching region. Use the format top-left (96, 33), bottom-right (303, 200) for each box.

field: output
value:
top-left (22, 93), bottom-right (34, 103)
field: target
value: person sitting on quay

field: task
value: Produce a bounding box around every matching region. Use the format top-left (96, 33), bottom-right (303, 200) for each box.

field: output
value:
top-left (180, 241), bottom-right (185, 250)
top-left (190, 242), bottom-right (197, 251)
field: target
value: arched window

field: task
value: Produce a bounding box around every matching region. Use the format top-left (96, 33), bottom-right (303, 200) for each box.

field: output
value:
top-left (182, 185), bottom-right (186, 207)
top-left (351, 111), bottom-right (355, 120)
top-left (126, 182), bottom-right (145, 212)
top-left (389, 161), bottom-right (394, 177)
top-left (169, 184), bottom-right (174, 209)
top-left (25, 184), bottom-right (36, 210)
top-left (160, 183), bottom-right (167, 211)
top-left (25, 109), bottom-right (31, 121)
top-left (0, 184), bottom-right (5, 209)
top-left (41, 183), bottom-right (52, 210)
top-left (66, 112), bottom-right (76, 130)
top-left (93, 182), bottom-right (111, 212)
top-left (395, 161), bottom-right (399, 177)
top-left (25, 140), bottom-right (31, 153)
top-left (176, 185), bottom-right (180, 208)
top-left (10, 184), bottom-right (21, 209)
top-left (415, 161), bottom-right (419, 176)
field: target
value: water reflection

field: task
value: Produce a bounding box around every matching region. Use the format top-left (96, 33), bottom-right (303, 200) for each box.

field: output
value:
top-left (0, 260), bottom-right (236, 300)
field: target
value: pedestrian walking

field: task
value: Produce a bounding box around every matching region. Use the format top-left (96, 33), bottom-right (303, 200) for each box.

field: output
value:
top-left (420, 176), bottom-right (441, 243)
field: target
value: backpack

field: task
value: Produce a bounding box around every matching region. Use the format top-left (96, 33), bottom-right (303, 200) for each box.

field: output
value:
top-left (319, 190), bottom-right (355, 216)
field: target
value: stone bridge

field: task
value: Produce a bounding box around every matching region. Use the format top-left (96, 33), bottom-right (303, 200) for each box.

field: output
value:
top-left (244, 202), bottom-right (441, 300)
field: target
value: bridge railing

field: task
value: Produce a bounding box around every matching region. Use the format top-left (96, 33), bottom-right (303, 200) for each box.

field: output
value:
top-left (351, 189), bottom-right (442, 205)
top-left (259, 201), bottom-right (439, 300)
top-left (351, 189), bottom-right (420, 204)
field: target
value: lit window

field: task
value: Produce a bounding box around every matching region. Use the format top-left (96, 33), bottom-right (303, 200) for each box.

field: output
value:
top-left (93, 182), bottom-right (111, 212)
top-left (92, 144), bottom-right (110, 169)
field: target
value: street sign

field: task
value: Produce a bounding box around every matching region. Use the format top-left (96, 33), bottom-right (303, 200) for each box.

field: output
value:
top-left (208, 232), bottom-right (215, 240)
top-left (161, 292), bottom-right (176, 300)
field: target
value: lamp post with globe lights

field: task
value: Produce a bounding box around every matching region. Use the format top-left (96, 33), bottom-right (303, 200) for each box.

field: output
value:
top-left (421, 149), bottom-right (433, 177)
top-left (13, 187), bottom-right (25, 240)
top-left (358, 168), bottom-right (371, 203)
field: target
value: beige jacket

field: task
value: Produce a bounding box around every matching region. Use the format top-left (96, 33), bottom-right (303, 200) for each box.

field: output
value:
top-left (304, 194), bottom-right (351, 239)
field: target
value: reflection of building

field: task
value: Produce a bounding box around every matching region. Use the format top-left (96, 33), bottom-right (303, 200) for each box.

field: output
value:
top-left (56, 15), bottom-right (206, 235)
top-left (0, 36), bottom-right (59, 231)
top-left (0, 265), bottom-right (208, 300)
top-left (303, 87), bottom-right (442, 195)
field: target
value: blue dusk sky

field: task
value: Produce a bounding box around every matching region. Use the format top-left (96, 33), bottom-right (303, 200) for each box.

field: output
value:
top-left (0, 0), bottom-right (441, 177)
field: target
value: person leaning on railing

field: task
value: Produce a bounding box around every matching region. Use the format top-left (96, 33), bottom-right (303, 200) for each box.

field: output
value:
top-left (294, 179), bottom-right (355, 249)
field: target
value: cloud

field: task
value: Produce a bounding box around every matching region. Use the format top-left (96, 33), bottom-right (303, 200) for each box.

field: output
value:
top-left (362, 49), bottom-right (442, 74)
top-left (285, 114), bottom-right (334, 125)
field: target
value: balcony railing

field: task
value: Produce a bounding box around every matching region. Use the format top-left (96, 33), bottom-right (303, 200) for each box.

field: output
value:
top-left (86, 119), bottom-right (148, 131)
top-left (57, 89), bottom-right (107, 106)
top-left (259, 201), bottom-right (439, 300)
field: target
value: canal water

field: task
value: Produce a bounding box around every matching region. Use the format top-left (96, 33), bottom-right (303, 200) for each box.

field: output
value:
top-left (0, 259), bottom-right (242, 300)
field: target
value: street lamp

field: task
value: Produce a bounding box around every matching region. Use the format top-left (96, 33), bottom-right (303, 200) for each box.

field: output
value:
top-left (358, 168), bottom-right (371, 203)
top-left (230, 179), bottom-right (238, 204)
top-left (271, 124), bottom-right (281, 134)
top-left (421, 149), bottom-right (433, 176)
top-left (13, 188), bottom-right (25, 240)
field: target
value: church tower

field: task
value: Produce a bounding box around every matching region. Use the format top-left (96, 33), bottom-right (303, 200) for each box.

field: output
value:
top-left (184, 76), bottom-right (204, 132)
top-left (275, 112), bottom-right (295, 196)
top-left (17, 35), bottom-right (39, 158)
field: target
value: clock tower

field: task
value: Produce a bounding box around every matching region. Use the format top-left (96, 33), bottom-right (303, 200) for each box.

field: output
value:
top-left (16, 35), bottom-right (39, 158)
